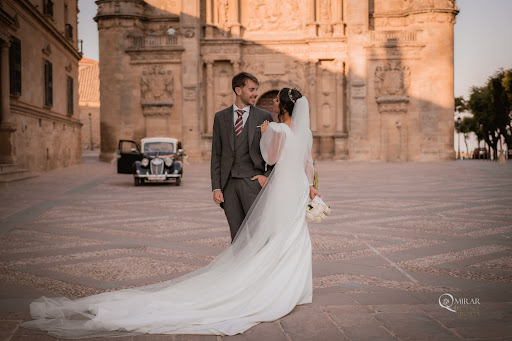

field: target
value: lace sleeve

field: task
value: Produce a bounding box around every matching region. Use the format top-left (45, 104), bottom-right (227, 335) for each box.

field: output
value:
top-left (260, 122), bottom-right (286, 166)
top-left (305, 147), bottom-right (314, 186)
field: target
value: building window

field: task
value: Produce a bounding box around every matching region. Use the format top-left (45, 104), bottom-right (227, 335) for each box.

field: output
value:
top-left (9, 37), bottom-right (21, 96)
top-left (67, 76), bottom-right (73, 115)
top-left (43, 0), bottom-right (54, 17)
top-left (44, 60), bottom-right (53, 107)
top-left (65, 24), bottom-right (73, 39)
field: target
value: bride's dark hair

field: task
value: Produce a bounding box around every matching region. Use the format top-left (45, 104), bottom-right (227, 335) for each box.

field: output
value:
top-left (278, 88), bottom-right (302, 122)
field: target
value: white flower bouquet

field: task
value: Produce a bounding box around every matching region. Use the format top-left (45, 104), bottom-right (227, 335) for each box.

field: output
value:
top-left (306, 196), bottom-right (331, 223)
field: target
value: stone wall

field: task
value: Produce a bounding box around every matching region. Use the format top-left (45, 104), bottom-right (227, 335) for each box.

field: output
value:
top-left (0, 0), bottom-right (82, 172)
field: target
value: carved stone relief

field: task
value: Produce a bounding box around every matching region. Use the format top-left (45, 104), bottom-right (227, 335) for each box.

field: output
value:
top-left (184, 86), bottom-right (197, 101)
top-left (318, 0), bottom-right (333, 36)
top-left (140, 65), bottom-right (174, 103)
top-left (245, 0), bottom-right (304, 32)
top-left (375, 61), bottom-right (410, 97)
top-left (374, 61), bottom-right (410, 114)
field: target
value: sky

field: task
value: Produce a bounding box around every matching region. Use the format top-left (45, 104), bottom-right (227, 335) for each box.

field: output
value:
top-left (78, 0), bottom-right (512, 101)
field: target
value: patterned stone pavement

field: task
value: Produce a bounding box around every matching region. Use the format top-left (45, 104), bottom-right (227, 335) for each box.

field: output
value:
top-left (0, 153), bottom-right (511, 340)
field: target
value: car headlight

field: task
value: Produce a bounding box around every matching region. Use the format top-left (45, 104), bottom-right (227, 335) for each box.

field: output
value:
top-left (164, 157), bottom-right (173, 167)
top-left (141, 158), bottom-right (149, 167)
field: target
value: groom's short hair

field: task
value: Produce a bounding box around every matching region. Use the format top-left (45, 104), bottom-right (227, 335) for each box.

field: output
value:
top-left (232, 72), bottom-right (259, 93)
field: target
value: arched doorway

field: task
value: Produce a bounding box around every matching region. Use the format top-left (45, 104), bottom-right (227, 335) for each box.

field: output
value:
top-left (256, 90), bottom-right (279, 122)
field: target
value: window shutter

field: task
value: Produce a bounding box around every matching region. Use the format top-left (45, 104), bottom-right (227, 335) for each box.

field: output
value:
top-left (67, 76), bottom-right (74, 115)
top-left (44, 60), bottom-right (53, 107)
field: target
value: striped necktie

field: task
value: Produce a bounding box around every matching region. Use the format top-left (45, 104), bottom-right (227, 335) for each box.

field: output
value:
top-left (234, 109), bottom-right (244, 137)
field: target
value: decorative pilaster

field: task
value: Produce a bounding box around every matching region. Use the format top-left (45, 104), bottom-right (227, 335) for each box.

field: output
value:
top-left (206, 61), bottom-right (214, 135)
top-left (307, 60), bottom-right (318, 132)
top-left (230, 59), bottom-right (240, 76)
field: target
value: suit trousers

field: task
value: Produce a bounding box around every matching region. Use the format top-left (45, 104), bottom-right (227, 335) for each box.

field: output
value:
top-left (222, 176), bottom-right (262, 242)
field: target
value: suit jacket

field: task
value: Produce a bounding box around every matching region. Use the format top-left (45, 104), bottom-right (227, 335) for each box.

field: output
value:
top-left (211, 105), bottom-right (274, 191)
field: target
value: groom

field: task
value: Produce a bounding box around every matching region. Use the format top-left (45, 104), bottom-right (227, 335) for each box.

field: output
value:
top-left (211, 72), bottom-right (274, 242)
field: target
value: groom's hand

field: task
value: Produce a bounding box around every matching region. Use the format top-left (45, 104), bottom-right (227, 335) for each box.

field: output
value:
top-left (213, 189), bottom-right (224, 205)
top-left (251, 175), bottom-right (267, 188)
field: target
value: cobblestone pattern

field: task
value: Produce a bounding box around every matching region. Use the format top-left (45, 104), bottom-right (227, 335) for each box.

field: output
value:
top-left (0, 157), bottom-right (511, 340)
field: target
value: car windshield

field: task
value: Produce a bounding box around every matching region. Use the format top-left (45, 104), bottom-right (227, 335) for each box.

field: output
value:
top-left (143, 142), bottom-right (175, 153)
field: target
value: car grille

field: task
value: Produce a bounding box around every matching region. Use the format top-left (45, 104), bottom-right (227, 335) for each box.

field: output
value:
top-left (150, 159), bottom-right (164, 174)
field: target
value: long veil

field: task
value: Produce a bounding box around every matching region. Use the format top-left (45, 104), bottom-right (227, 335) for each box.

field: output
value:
top-left (22, 97), bottom-right (314, 339)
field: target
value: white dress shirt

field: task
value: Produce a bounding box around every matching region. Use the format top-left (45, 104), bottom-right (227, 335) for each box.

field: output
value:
top-left (233, 104), bottom-right (250, 128)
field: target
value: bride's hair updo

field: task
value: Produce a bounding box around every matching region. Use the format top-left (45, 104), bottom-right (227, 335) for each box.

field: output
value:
top-left (278, 88), bottom-right (302, 121)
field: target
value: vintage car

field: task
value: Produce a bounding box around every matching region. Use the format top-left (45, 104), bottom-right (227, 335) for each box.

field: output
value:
top-left (117, 137), bottom-right (184, 186)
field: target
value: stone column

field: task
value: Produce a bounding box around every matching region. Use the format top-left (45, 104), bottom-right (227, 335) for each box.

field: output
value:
top-left (181, 0), bottom-right (202, 161)
top-left (0, 41), bottom-right (9, 124)
top-left (346, 0), bottom-right (369, 160)
top-left (205, 0), bottom-right (214, 37)
top-left (230, 0), bottom-right (241, 37)
top-left (307, 60), bottom-right (318, 132)
top-left (0, 40), bottom-right (16, 164)
top-left (306, 0), bottom-right (316, 37)
top-left (335, 59), bottom-right (345, 132)
top-left (206, 61), bottom-right (214, 135)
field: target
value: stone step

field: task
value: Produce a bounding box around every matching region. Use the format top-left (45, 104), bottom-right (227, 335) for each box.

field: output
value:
top-left (0, 164), bottom-right (17, 173)
top-left (0, 165), bottom-right (39, 186)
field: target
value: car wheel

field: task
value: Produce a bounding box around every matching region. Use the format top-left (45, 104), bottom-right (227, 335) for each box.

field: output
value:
top-left (175, 177), bottom-right (181, 186)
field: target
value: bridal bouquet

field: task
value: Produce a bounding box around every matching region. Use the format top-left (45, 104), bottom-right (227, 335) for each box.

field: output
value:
top-left (306, 196), bottom-right (331, 223)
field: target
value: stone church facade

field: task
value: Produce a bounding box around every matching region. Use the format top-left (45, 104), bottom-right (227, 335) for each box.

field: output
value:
top-left (96, 0), bottom-right (458, 162)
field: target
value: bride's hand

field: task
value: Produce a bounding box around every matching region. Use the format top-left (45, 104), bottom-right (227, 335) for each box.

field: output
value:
top-left (261, 120), bottom-right (269, 135)
top-left (309, 186), bottom-right (321, 200)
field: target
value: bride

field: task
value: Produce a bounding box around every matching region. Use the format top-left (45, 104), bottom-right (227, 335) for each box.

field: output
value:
top-left (22, 88), bottom-right (320, 338)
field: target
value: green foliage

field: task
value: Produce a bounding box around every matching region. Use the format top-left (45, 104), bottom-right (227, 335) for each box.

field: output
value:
top-left (464, 68), bottom-right (512, 158)
top-left (454, 96), bottom-right (467, 113)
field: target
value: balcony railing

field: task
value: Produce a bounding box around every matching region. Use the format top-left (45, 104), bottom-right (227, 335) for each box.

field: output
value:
top-left (128, 35), bottom-right (178, 48)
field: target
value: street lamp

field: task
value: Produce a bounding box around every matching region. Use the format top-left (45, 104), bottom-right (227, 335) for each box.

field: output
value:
top-left (457, 116), bottom-right (461, 160)
top-left (89, 113), bottom-right (94, 151)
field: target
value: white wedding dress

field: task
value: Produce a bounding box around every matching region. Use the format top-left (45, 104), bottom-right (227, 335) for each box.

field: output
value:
top-left (22, 97), bottom-right (315, 339)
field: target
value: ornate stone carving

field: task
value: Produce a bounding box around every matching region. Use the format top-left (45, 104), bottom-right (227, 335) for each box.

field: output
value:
top-left (217, 0), bottom-right (229, 24)
top-left (374, 61), bottom-right (410, 114)
top-left (246, 0), bottom-right (303, 32)
top-left (181, 27), bottom-right (196, 38)
top-left (184, 86), bottom-right (197, 101)
top-left (375, 61), bottom-right (410, 97)
top-left (202, 45), bottom-right (239, 55)
top-left (140, 65), bottom-right (174, 108)
top-left (351, 84), bottom-right (366, 99)
top-left (367, 47), bottom-right (423, 60)
top-left (318, 0), bottom-right (333, 36)
top-left (42, 42), bottom-right (52, 56)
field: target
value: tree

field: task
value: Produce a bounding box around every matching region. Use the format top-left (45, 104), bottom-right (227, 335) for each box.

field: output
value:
top-left (459, 117), bottom-right (474, 157)
top-left (501, 69), bottom-right (512, 149)
top-left (467, 69), bottom-right (512, 160)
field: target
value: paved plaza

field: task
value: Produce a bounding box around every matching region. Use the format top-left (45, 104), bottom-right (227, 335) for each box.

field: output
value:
top-left (0, 153), bottom-right (511, 340)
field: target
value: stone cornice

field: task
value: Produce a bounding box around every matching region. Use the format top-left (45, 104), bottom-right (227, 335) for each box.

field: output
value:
top-left (371, 8), bottom-right (459, 19)
top-left (13, 0), bottom-right (82, 60)
top-left (11, 100), bottom-right (82, 126)
top-left (0, 7), bottom-right (17, 42)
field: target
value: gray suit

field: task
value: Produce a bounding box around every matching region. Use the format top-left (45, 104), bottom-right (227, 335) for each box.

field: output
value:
top-left (211, 105), bottom-right (273, 241)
